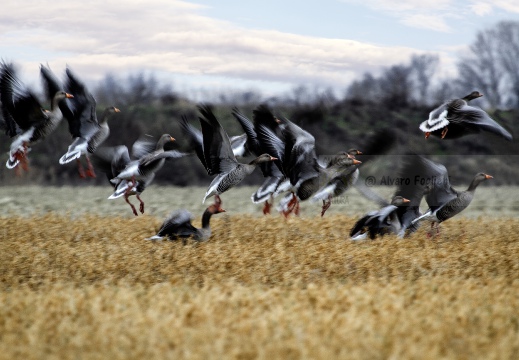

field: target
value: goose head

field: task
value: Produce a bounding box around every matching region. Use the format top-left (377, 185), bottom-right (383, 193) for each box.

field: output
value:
top-left (391, 196), bottom-right (410, 206)
top-left (54, 90), bottom-right (74, 101)
top-left (346, 149), bottom-right (362, 159)
top-left (249, 153), bottom-right (277, 165)
top-left (462, 91), bottom-right (483, 102)
top-left (468, 172), bottom-right (492, 191)
top-left (156, 133), bottom-right (176, 149)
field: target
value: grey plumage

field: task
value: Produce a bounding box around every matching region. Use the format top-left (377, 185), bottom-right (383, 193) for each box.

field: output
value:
top-left (419, 91), bottom-right (512, 141)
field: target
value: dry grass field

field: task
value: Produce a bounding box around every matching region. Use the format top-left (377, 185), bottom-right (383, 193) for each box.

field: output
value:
top-left (1, 186), bottom-right (519, 359)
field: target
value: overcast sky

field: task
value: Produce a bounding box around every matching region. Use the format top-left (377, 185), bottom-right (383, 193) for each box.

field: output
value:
top-left (1, 0), bottom-right (518, 99)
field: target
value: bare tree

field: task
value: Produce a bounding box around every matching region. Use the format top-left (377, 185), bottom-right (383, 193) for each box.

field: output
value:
top-left (410, 54), bottom-right (439, 106)
top-left (457, 21), bottom-right (519, 108)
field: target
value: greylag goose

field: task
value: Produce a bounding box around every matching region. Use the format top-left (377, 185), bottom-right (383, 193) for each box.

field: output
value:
top-left (91, 145), bottom-right (150, 216)
top-left (0, 62), bottom-right (73, 171)
top-left (350, 196), bottom-right (410, 240)
top-left (259, 116), bottom-right (361, 218)
top-left (419, 91), bottom-right (512, 141)
top-left (186, 105), bottom-right (277, 203)
top-left (92, 134), bottom-right (187, 215)
top-left (409, 155), bottom-right (492, 236)
top-left (178, 115), bottom-right (250, 160)
top-left (256, 114), bottom-right (320, 216)
top-left (58, 67), bottom-right (120, 177)
top-left (146, 195), bottom-right (226, 242)
top-left (311, 149), bottom-right (362, 216)
top-left (232, 105), bottom-right (286, 214)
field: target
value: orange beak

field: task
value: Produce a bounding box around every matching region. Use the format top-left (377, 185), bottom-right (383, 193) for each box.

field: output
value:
top-left (114, 107), bottom-right (121, 113)
top-left (484, 174), bottom-right (493, 179)
top-left (65, 93), bottom-right (74, 98)
top-left (402, 197), bottom-right (410, 203)
top-left (270, 156), bottom-right (278, 161)
top-left (352, 159), bottom-right (362, 165)
top-left (170, 136), bottom-right (175, 142)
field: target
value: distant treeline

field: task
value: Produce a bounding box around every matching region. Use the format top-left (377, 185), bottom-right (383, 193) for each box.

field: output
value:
top-left (1, 21), bottom-right (518, 186)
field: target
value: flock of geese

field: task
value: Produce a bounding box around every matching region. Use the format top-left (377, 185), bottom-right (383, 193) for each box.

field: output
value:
top-left (0, 62), bottom-right (514, 241)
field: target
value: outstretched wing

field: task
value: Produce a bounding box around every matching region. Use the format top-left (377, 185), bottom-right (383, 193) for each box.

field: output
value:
top-left (64, 67), bottom-right (98, 139)
top-left (179, 116), bottom-right (207, 171)
top-left (198, 104), bottom-right (238, 175)
top-left (0, 62), bottom-right (45, 134)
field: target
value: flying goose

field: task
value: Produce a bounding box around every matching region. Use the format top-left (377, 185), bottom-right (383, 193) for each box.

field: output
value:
top-left (409, 155), bottom-right (492, 236)
top-left (232, 104), bottom-right (286, 214)
top-left (185, 105), bottom-right (277, 204)
top-left (58, 67), bottom-right (120, 177)
top-left (0, 62), bottom-right (73, 171)
top-left (419, 91), bottom-right (512, 141)
top-left (92, 134), bottom-right (187, 215)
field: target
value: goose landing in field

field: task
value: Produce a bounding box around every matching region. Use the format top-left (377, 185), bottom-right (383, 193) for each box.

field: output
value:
top-left (146, 195), bottom-right (226, 243)
top-left (184, 105), bottom-right (277, 204)
top-left (409, 156), bottom-right (493, 236)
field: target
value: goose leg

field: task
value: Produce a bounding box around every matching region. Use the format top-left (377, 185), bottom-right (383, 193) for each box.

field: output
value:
top-left (136, 193), bottom-right (145, 214)
top-left (85, 156), bottom-right (96, 178)
top-left (263, 197), bottom-right (273, 215)
top-left (125, 176), bottom-right (136, 196)
top-left (426, 222), bottom-right (434, 238)
top-left (124, 193), bottom-right (138, 216)
top-left (321, 198), bottom-right (331, 217)
top-left (20, 142), bottom-right (29, 171)
top-left (77, 159), bottom-right (86, 178)
top-left (294, 197), bottom-right (300, 216)
top-left (425, 132), bottom-right (431, 139)
top-left (441, 127), bottom-right (448, 139)
top-left (283, 193), bottom-right (298, 218)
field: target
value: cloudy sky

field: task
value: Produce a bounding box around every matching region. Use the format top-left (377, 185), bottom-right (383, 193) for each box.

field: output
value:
top-left (1, 0), bottom-right (518, 99)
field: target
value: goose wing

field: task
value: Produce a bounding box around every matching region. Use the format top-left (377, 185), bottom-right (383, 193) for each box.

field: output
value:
top-left (157, 210), bottom-right (197, 237)
top-left (0, 62), bottom-right (45, 134)
top-left (449, 103), bottom-right (512, 140)
top-left (179, 115), bottom-right (207, 170)
top-left (198, 104), bottom-right (238, 175)
top-left (63, 67), bottom-right (99, 139)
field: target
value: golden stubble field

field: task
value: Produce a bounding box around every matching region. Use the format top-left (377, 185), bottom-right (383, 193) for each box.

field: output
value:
top-left (1, 186), bottom-right (519, 359)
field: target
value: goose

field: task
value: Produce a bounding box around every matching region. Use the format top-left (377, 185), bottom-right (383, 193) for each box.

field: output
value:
top-left (185, 105), bottom-right (277, 204)
top-left (419, 91), bottom-right (512, 141)
top-left (146, 195), bottom-right (226, 242)
top-left (0, 62), bottom-right (73, 171)
top-left (178, 115), bottom-right (250, 160)
top-left (92, 134), bottom-right (187, 215)
top-left (232, 105), bottom-right (286, 214)
top-left (91, 145), bottom-right (152, 216)
top-left (255, 114), bottom-right (321, 217)
top-left (311, 149), bottom-right (362, 217)
top-left (58, 67), bottom-right (120, 177)
top-left (409, 155), bottom-right (492, 236)
top-left (352, 152), bottom-right (434, 238)
top-left (350, 196), bottom-right (410, 240)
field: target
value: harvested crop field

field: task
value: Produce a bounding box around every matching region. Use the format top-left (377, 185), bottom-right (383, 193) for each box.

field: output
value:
top-left (1, 186), bottom-right (519, 359)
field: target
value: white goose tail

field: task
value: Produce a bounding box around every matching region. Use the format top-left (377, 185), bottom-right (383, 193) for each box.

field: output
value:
top-left (59, 149), bottom-right (82, 164)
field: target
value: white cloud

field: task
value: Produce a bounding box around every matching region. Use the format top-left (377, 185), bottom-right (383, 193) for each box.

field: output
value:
top-left (401, 14), bottom-right (452, 32)
top-left (492, 0), bottom-right (519, 13)
top-left (469, 2), bottom-right (493, 16)
top-left (0, 0), bottom-right (431, 94)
